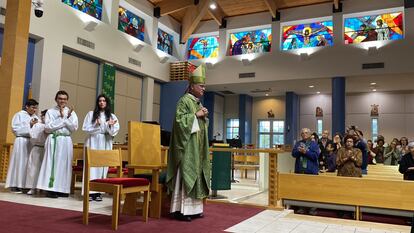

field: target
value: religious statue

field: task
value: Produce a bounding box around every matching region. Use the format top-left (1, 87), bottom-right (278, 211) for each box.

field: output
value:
top-left (316, 106), bottom-right (323, 117)
top-left (371, 104), bottom-right (379, 117)
top-left (267, 109), bottom-right (275, 118)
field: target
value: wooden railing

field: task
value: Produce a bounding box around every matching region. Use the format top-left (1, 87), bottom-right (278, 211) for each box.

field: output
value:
top-left (0, 143), bottom-right (13, 182)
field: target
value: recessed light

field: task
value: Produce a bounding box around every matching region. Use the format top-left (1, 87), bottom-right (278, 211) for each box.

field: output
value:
top-left (209, 3), bottom-right (217, 10)
top-left (309, 85), bottom-right (314, 88)
top-left (372, 89), bottom-right (377, 92)
top-left (370, 82), bottom-right (377, 85)
top-left (316, 91), bottom-right (321, 94)
top-left (265, 93), bottom-right (269, 96)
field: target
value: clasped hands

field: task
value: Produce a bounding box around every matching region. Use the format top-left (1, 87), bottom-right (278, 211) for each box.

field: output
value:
top-left (60, 106), bottom-right (74, 118)
top-left (95, 118), bottom-right (118, 127)
top-left (196, 107), bottom-right (209, 118)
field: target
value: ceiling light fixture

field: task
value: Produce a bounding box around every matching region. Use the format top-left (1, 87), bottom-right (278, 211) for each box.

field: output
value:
top-left (316, 91), bottom-right (321, 94)
top-left (209, 2), bottom-right (217, 10)
top-left (370, 82), bottom-right (376, 85)
top-left (265, 93), bottom-right (269, 96)
top-left (372, 89), bottom-right (377, 92)
top-left (309, 85), bottom-right (314, 88)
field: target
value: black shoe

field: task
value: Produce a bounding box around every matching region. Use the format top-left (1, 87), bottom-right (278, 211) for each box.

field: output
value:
top-left (191, 213), bottom-right (204, 219)
top-left (173, 212), bottom-right (192, 222)
top-left (46, 191), bottom-right (58, 198)
top-left (57, 192), bottom-right (69, 197)
top-left (95, 194), bottom-right (103, 202)
top-left (10, 187), bottom-right (22, 193)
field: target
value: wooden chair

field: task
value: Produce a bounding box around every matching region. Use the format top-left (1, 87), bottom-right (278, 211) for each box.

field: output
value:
top-left (83, 148), bottom-right (150, 230)
top-left (70, 146), bottom-right (83, 194)
top-left (127, 122), bottom-right (166, 219)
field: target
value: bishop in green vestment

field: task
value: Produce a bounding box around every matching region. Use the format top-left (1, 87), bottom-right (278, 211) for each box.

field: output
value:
top-left (166, 65), bottom-right (211, 221)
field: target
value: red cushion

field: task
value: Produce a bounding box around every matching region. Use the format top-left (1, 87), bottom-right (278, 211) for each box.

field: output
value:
top-left (91, 178), bottom-right (150, 187)
top-left (108, 167), bottom-right (128, 175)
top-left (72, 165), bottom-right (83, 172)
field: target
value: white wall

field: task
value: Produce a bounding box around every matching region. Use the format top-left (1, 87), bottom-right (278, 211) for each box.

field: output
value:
top-left (223, 95), bottom-right (239, 139)
top-left (299, 94), bottom-right (332, 138)
top-left (299, 91), bottom-right (414, 141)
top-left (252, 96), bottom-right (285, 146)
top-left (5, 0), bottom-right (180, 109)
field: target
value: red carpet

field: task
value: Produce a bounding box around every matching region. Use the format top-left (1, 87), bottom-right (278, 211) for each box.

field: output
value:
top-left (0, 201), bottom-right (264, 233)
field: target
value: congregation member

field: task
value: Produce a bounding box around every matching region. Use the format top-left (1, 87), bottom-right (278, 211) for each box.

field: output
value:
top-left (318, 130), bottom-right (332, 170)
top-left (354, 130), bottom-right (368, 174)
top-left (399, 142), bottom-right (414, 181)
top-left (336, 135), bottom-right (363, 177)
top-left (333, 133), bottom-right (343, 151)
top-left (166, 65), bottom-right (210, 222)
top-left (397, 137), bottom-right (409, 157)
top-left (375, 137), bottom-right (386, 163)
top-left (5, 99), bottom-right (39, 193)
top-left (37, 91), bottom-right (78, 198)
top-left (384, 140), bottom-right (400, 165)
top-left (366, 140), bottom-right (377, 164)
top-left (324, 141), bottom-right (337, 173)
top-left (82, 94), bottom-right (120, 202)
top-left (25, 110), bottom-right (48, 195)
top-left (292, 128), bottom-right (319, 215)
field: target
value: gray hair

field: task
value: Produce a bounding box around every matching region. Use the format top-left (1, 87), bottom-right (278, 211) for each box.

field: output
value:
top-left (408, 141), bottom-right (414, 148)
top-left (301, 128), bottom-right (311, 134)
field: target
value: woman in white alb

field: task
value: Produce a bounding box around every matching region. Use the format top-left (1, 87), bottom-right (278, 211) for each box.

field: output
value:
top-left (82, 94), bottom-right (119, 201)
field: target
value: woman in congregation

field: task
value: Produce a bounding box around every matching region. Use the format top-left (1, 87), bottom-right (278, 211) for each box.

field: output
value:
top-left (366, 139), bottom-right (377, 165)
top-left (397, 137), bottom-right (409, 158)
top-left (333, 133), bottom-right (343, 151)
top-left (82, 94), bottom-right (120, 201)
top-left (384, 140), bottom-right (400, 165)
top-left (336, 134), bottom-right (363, 177)
top-left (399, 142), bottom-right (414, 181)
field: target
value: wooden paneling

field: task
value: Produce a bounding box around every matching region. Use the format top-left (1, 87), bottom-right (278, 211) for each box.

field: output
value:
top-left (148, 0), bottom-right (333, 22)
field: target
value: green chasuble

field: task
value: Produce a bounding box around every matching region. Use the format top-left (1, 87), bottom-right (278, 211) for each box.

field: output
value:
top-left (166, 93), bottom-right (211, 199)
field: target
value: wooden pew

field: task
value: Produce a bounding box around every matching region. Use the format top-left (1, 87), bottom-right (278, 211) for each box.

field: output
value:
top-left (278, 173), bottom-right (414, 219)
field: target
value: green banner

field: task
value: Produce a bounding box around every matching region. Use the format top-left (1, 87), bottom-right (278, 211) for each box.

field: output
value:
top-left (102, 63), bottom-right (116, 111)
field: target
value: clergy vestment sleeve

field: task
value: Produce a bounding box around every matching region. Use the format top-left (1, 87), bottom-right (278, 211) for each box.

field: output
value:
top-left (12, 112), bottom-right (31, 137)
top-left (30, 123), bottom-right (45, 143)
top-left (104, 114), bottom-right (120, 137)
top-left (173, 99), bottom-right (196, 150)
top-left (82, 111), bottom-right (101, 135)
top-left (191, 115), bottom-right (200, 134)
top-left (64, 112), bottom-right (78, 133)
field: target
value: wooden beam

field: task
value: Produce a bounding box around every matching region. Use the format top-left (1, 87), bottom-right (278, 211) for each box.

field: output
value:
top-left (264, 0), bottom-right (278, 18)
top-left (0, 0), bottom-right (31, 144)
top-left (207, 3), bottom-right (226, 26)
top-left (334, 0), bottom-right (339, 10)
top-left (156, 0), bottom-right (194, 17)
top-left (181, 0), bottom-right (210, 43)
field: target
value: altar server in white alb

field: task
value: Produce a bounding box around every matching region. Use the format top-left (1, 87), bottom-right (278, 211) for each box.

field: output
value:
top-left (37, 90), bottom-right (78, 198)
top-left (82, 94), bottom-right (119, 201)
top-left (25, 109), bottom-right (48, 195)
top-left (5, 99), bottom-right (39, 193)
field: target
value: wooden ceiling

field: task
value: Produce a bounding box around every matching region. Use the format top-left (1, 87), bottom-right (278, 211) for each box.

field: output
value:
top-left (147, 0), bottom-right (340, 42)
top-left (148, 0), bottom-right (335, 22)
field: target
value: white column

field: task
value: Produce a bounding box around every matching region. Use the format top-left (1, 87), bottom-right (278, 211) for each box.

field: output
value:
top-left (31, 38), bottom-right (63, 110)
top-left (218, 27), bottom-right (227, 59)
top-left (141, 77), bottom-right (155, 121)
top-left (271, 19), bottom-right (281, 54)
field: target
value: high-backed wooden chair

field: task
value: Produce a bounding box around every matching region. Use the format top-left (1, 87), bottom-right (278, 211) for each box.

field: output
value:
top-left (70, 145), bottom-right (84, 194)
top-left (83, 148), bottom-right (150, 230)
top-left (127, 122), bottom-right (166, 219)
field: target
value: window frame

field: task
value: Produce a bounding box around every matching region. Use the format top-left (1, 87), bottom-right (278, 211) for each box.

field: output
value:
top-left (257, 119), bottom-right (285, 148)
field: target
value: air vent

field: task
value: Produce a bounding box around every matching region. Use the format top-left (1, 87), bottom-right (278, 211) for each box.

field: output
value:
top-left (219, 90), bottom-right (235, 95)
top-left (362, 62), bottom-right (384, 69)
top-left (251, 88), bottom-right (271, 93)
top-left (0, 7), bottom-right (6, 16)
top-left (239, 72), bottom-right (255, 78)
top-left (128, 57), bottom-right (142, 67)
top-left (77, 37), bottom-right (95, 49)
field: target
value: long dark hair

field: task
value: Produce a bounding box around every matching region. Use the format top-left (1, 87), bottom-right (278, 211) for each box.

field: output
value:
top-left (92, 94), bottom-right (112, 123)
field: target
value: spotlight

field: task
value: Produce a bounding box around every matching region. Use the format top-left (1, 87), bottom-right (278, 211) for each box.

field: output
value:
top-left (160, 56), bottom-right (169, 64)
top-left (367, 46), bottom-right (378, 56)
top-left (241, 58), bottom-right (251, 66)
top-left (133, 44), bottom-right (144, 53)
top-left (209, 2), bottom-right (217, 10)
top-left (299, 53), bottom-right (309, 61)
top-left (84, 21), bottom-right (98, 32)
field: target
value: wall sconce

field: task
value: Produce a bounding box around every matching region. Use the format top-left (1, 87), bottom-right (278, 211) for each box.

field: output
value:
top-left (159, 56), bottom-right (169, 64)
top-left (84, 21), bottom-right (98, 32)
top-left (367, 46), bottom-right (378, 56)
top-left (241, 58), bottom-right (251, 66)
top-left (299, 52), bottom-right (309, 61)
top-left (133, 44), bottom-right (144, 53)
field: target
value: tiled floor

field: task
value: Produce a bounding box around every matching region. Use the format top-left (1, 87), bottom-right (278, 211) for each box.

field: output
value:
top-left (225, 210), bottom-right (411, 233)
